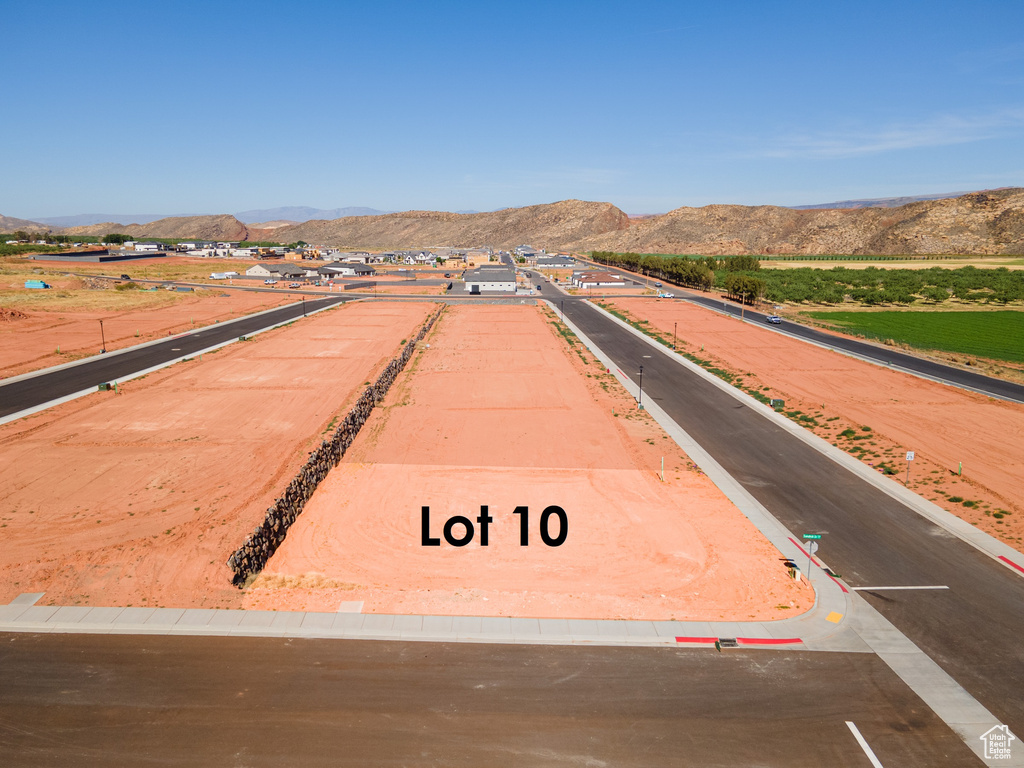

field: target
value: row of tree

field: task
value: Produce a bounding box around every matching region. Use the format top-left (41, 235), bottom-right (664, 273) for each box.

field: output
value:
top-left (753, 266), bottom-right (1024, 304)
top-left (590, 251), bottom-right (718, 290)
top-left (723, 273), bottom-right (767, 304)
top-left (588, 252), bottom-right (1024, 305)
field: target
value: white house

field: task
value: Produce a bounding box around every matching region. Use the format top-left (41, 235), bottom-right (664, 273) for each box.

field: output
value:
top-left (571, 270), bottom-right (626, 289)
top-left (463, 266), bottom-right (516, 293)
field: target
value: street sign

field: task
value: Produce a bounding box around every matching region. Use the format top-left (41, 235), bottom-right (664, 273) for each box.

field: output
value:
top-left (906, 451), bottom-right (915, 461)
top-left (802, 534), bottom-right (822, 540)
top-left (807, 541), bottom-right (819, 556)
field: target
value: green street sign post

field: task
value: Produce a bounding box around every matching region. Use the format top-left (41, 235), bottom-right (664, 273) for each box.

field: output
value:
top-left (802, 534), bottom-right (823, 577)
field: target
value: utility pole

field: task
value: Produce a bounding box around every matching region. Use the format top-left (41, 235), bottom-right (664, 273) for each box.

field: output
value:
top-left (99, 319), bottom-right (106, 353)
top-left (673, 321), bottom-right (677, 351)
top-left (638, 365), bottom-right (644, 409)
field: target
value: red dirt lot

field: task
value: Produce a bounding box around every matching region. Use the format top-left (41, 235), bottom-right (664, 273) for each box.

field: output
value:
top-left (0, 301), bottom-right (437, 608)
top-left (247, 304), bottom-right (812, 620)
top-left (605, 297), bottom-right (1024, 550)
top-left (0, 288), bottom-right (295, 379)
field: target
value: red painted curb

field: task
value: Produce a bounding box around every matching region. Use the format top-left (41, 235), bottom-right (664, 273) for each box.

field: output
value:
top-left (787, 536), bottom-right (848, 591)
top-left (788, 536), bottom-right (821, 566)
top-left (825, 572), bottom-right (849, 593)
top-left (999, 555), bottom-right (1024, 576)
top-left (675, 637), bottom-right (717, 644)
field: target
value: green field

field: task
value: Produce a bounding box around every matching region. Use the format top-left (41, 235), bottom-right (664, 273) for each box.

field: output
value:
top-left (803, 310), bottom-right (1024, 363)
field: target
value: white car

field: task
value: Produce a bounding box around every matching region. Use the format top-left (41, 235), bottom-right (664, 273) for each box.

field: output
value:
top-left (658, 292), bottom-right (675, 299)
top-left (766, 315), bottom-right (782, 324)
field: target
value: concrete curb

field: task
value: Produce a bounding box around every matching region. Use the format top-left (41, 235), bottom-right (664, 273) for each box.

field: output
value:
top-left (0, 298), bottom-right (344, 427)
top-left (567, 298), bottom-right (1023, 765)
top-left (581, 299), bottom-right (1024, 580)
top-left (0, 597), bottom-right (849, 650)
top-left (544, 300), bottom-right (857, 649)
top-left (1, 296), bottom-right (328, 386)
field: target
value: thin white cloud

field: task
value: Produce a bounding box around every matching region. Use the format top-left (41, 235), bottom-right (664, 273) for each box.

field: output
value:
top-left (750, 109), bottom-right (1024, 159)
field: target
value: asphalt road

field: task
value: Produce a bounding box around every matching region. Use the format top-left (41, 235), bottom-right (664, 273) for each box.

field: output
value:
top-left (0, 633), bottom-right (976, 767)
top-left (0, 295), bottom-right (350, 418)
top-left (562, 295), bottom-right (1024, 737)
top-left (569, 257), bottom-right (1024, 404)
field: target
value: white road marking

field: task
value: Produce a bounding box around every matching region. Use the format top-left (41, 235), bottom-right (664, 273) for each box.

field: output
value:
top-left (846, 721), bottom-right (885, 768)
top-left (852, 586), bottom-right (949, 591)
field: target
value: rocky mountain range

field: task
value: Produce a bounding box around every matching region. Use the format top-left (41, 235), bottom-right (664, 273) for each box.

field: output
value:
top-left (65, 215), bottom-right (249, 242)
top-left (574, 188), bottom-right (1024, 256)
top-left (790, 191), bottom-right (973, 210)
top-left (4, 189), bottom-right (1022, 255)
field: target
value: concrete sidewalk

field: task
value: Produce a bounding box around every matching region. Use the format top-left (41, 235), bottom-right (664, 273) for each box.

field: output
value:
top-left (0, 591), bottom-right (856, 650)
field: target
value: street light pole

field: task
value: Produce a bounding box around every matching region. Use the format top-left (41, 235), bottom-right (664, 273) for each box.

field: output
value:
top-left (99, 319), bottom-right (106, 353)
top-left (638, 365), bottom-right (644, 408)
top-left (560, 300), bottom-right (564, 322)
top-left (673, 321), bottom-right (677, 351)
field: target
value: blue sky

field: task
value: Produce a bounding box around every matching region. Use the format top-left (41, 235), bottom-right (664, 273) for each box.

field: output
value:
top-left (4, 0), bottom-right (1023, 217)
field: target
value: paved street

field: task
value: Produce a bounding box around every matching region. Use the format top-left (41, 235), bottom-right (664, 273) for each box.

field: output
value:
top-left (0, 633), bottom-right (976, 767)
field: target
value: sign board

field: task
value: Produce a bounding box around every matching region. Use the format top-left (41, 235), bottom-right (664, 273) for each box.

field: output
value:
top-left (802, 534), bottom-right (822, 540)
top-left (906, 451), bottom-right (915, 461)
top-left (807, 541), bottom-right (819, 556)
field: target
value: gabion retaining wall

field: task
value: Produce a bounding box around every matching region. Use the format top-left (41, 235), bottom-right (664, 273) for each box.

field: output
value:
top-left (226, 305), bottom-right (444, 586)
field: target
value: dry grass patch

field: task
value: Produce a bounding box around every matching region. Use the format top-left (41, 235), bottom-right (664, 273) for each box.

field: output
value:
top-left (250, 572), bottom-right (359, 590)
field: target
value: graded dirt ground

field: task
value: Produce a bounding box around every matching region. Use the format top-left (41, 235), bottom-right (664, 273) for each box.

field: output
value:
top-left (0, 283), bottom-right (294, 379)
top-left (604, 298), bottom-right (1024, 551)
top-left (246, 304), bottom-right (812, 620)
top-left (0, 301), bottom-right (437, 608)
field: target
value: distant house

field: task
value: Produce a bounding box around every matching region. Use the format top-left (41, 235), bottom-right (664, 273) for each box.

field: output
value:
top-left (571, 270), bottom-right (625, 289)
top-left (463, 266), bottom-right (516, 293)
top-left (320, 264), bottom-right (375, 277)
top-left (245, 263), bottom-right (306, 279)
top-left (537, 255), bottom-right (575, 269)
top-left (133, 242), bottom-right (161, 252)
top-left (340, 251), bottom-right (371, 264)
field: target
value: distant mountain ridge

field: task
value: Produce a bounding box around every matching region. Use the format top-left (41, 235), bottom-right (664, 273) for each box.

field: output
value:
top-left (233, 206), bottom-right (388, 224)
top-left (790, 191), bottom-right (976, 210)
top-left (32, 213), bottom-right (184, 227)
top-left (29, 207), bottom-right (388, 228)
top-left (4, 189), bottom-right (1022, 254)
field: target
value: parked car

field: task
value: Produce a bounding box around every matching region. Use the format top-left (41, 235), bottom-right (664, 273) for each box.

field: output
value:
top-left (766, 315), bottom-right (782, 324)
top-left (288, 282), bottom-right (301, 288)
top-left (264, 279), bottom-right (278, 285)
top-left (120, 273), bottom-right (131, 280)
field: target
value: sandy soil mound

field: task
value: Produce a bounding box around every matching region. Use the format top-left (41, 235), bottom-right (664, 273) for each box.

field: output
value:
top-left (0, 307), bottom-right (29, 322)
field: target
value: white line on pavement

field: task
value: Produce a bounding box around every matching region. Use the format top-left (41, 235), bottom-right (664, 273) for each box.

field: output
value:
top-left (852, 586), bottom-right (949, 591)
top-left (846, 721), bottom-right (885, 768)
